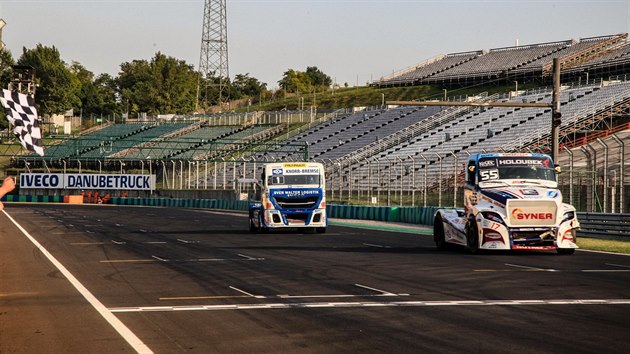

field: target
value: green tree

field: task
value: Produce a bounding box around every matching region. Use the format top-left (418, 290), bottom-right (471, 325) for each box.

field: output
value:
top-left (278, 66), bottom-right (331, 94)
top-left (17, 44), bottom-right (80, 116)
top-left (232, 73), bottom-right (267, 101)
top-left (118, 52), bottom-right (198, 116)
top-left (93, 74), bottom-right (119, 118)
top-left (305, 66), bottom-right (332, 88)
top-left (278, 69), bottom-right (310, 94)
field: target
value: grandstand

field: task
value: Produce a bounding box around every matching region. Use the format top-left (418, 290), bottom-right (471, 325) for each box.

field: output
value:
top-left (376, 33), bottom-right (630, 87)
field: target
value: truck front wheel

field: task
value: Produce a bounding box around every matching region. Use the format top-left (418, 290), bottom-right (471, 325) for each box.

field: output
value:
top-left (434, 214), bottom-right (447, 250)
top-left (466, 221), bottom-right (480, 254)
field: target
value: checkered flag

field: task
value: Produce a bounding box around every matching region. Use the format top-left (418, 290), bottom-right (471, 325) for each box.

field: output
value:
top-left (0, 89), bottom-right (44, 156)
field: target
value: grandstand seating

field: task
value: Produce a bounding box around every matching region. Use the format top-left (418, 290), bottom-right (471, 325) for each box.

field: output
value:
top-left (382, 51), bottom-right (481, 86)
top-left (350, 81), bottom-right (630, 190)
top-left (430, 41), bottom-right (569, 79)
top-left (39, 123), bottom-right (151, 159)
top-left (376, 33), bottom-right (630, 87)
top-left (77, 123), bottom-right (191, 159)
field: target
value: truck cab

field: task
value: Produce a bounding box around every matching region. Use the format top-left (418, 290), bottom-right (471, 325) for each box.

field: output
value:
top-left (434, 153), bottom-right (579, 254)
top-left (249, 162), bottom-right (327, 233)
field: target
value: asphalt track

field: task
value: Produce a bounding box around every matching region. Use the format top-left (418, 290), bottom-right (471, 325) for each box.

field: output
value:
top-left (1, 204), bottom-right (630, 354)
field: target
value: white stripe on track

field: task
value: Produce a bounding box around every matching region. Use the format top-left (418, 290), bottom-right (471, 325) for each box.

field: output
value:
top-left (3, 210), bottom-right (153, 354)
top-left (108, 298), bottom-right (630, 313)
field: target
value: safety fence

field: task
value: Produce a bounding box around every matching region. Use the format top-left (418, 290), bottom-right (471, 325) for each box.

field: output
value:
top-left (576, 212), bottom-right (630, 239)
top-left (2, 194), bottom-right (439, 225)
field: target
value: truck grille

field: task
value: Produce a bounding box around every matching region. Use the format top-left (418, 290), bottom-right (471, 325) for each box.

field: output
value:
top-left (511, 228), bottom-right (556, 246)
top-left (273, 196), bottom-right (319, 209)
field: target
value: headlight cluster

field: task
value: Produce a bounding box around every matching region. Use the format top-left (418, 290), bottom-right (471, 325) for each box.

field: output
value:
top-left (481, 211), bottom-right (506, 226)
top-left (561, 211), bottom-right (575, 224)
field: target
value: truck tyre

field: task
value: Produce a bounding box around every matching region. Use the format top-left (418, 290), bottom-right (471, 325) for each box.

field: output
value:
top-left (557, 248), bottom-right (575, 255)
top-left (466, 221), bottom-right (480, 254)
top-left (433, 214), bottom-right (447, 250)
top-left (249, 219), bottom-right (257, 233)
top-left (316, 227), bottom-right (326, 234)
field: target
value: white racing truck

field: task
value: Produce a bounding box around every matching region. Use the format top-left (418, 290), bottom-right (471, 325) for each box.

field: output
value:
top-left (433, 153), bottom-right (579, 254)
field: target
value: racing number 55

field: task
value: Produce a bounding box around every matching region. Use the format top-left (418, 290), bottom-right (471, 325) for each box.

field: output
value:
top-left (480, 169), bottom-right (499, 181)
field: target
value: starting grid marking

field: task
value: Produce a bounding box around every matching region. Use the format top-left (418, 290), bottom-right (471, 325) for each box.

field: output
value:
top-left (100, 253), bottom-right (265, 264)
top-left (108, 298), bottom-right (630, 313)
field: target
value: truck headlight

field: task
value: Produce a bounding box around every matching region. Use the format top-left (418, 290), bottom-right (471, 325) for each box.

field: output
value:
top-left (481, 211), bottom-right (506, 226)
top-left (561, 211), bottom-right (575, 224)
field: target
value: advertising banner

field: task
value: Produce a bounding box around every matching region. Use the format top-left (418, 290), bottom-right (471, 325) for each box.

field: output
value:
top-left (20, 173), bottom-right (156, 191)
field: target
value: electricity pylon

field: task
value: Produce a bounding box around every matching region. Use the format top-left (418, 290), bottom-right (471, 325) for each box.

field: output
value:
top-left (198, 0), bottom-right (229, 110)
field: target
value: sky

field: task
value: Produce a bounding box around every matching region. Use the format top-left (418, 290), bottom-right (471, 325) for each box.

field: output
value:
top-left (1, 0), bottom-right (629, 89)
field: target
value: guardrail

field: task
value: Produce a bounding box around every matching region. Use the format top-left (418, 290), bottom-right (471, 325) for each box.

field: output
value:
top-left (576, 212), bottom-right (630, 239)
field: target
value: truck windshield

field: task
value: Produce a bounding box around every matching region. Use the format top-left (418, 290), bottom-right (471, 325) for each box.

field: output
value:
top-left (268, 174), bottom-right (321, 186)
top-left (477, 156), bottom-right (556, 183)
top-left (498, 166), bottom-right (556, 181)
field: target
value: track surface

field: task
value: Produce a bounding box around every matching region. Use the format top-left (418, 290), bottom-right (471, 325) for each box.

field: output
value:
top-left (2, 204), bottom-right (630, 353)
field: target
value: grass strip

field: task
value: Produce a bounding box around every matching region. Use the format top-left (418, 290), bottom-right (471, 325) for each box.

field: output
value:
top-left (578, 237), bottom-right (630, 255)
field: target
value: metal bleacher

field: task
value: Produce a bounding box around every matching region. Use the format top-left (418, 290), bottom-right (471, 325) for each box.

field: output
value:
top-left (77, 123), bottom-right (192, 159)
top-left (377, 33), bottom-right (630, 87)
top-left (349, 81), bottom-right (630, 190)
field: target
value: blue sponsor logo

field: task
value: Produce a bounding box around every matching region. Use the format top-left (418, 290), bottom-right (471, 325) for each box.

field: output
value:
top-left (272, 168), bottom-right (283, 175)
top-left (547, 190), bottom-right (559, 198)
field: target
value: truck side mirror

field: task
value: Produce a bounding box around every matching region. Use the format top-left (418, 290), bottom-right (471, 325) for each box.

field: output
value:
top-left (554, 165), bottom-right (562, 174)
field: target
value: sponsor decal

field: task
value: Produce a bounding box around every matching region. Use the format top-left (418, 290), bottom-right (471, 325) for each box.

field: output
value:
top-left (521, 189), bottom-right (539, 196)
top-left (498, 158), bottom-right (551, 168)
top-left (270, 189), bottom-right (321, 198)
top-left (284, 168), bottom-right (321, 175)
top-left (20, 173), bottom-right (155, 190)
top-left (547, 190), bottom-right (560, 198)
top-left (283, 163), bottom-right (307, 168)
top-left (478, 159), bottom-right (496, 168)
top-left (483, 228), bottom-right (504, 245)
top-left (272, 168), bottom-right (284, 175)
top-left (511, 208), bottom-right (554, 220)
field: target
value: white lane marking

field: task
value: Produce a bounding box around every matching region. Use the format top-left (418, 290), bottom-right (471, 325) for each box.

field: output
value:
top-left (237, 254), bottom-right (265, 261)
top-left (606, 263), bottom-right (630, 269)
top-left (108, 298), bottom-right (630, 313)
top-left (151, 255), bottom-right (168, 262)
top-left (229, 286), bottom-right (266, 299)
top-left (355, 284), bottom-right (397, 296)
top-left (363, 243), bottom-right (392, 249)
top-left (2, 210), bottom-right (153, 354)
top-left (504, 263), bottom-right (557, 272)
top-left (112, 240), bottom-right (127, 245)
top-left (177, 239), bottom-right (201, 244)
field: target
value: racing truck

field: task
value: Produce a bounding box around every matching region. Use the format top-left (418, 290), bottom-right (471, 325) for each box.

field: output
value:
top-left (433, 153), bottom-right (579, 254)
top-left (249, 162), bottom-right (327, 233)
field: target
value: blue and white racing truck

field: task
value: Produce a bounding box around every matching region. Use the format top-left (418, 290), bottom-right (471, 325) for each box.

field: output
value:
top-left (249, 162), bottom-right (327, 233)
top-left (433, 153), bottom-right (579, 254)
